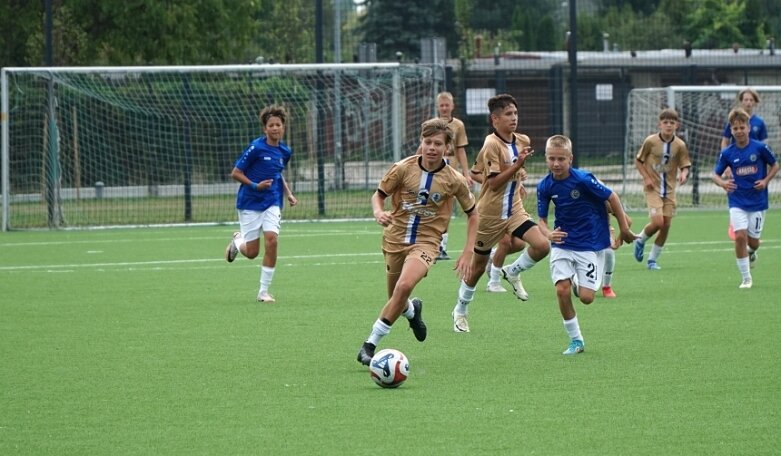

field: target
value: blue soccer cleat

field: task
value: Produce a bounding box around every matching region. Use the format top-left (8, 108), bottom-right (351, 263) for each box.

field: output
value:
top-left (633, 239), bottom-right (645, 262)
top-left (562, 339), bottom-right (585, 355)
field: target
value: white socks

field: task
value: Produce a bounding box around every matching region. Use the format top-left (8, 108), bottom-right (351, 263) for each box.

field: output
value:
top-left (402, 299), bottom-right (415, 319)
top-left (737, 257), bottom-right (751, 280)
top-left (259, 266), bottom-right (275, 293)
top-left (649, 244), bottom-right (663, 262)
top-left (602, 248), bottom-right (615, 287)
top-left (507, 250), bottom-right (536, 276)
top-left (563, 316), bottom-right (583, 341)
top-left (489, 264), bottom-right (502, 284)
top-left (454, 281), bottom-right (475, 315)
top-left (367, 319), bottom-right (392, 346)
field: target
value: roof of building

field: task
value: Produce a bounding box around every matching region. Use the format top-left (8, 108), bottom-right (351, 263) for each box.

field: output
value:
top-left (455, 48), bottom-right (781, 71)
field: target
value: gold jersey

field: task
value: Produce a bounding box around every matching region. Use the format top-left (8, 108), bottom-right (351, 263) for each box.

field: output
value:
top-left (636, 133), bottom-right (691, 199)
top-left (445, 117), bottom-right (468, 156)
top-left (378, 155), bottom-right (475, 251)
top-left (472, 132), bottom-right (531, 219)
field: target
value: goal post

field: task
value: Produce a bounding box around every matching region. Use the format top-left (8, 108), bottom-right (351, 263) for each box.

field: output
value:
top-left (623, 85), bottom-right (781, 211)
top-left (1, 63), bottom-right (441, 230)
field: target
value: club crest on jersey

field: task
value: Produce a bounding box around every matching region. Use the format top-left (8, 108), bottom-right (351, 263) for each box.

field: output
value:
top-left (570, 189), bottom-right (581, 199)
top-left (430, 192), bottom-right (443, 203)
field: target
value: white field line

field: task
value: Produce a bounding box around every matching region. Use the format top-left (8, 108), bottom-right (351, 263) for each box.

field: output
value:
top-left (0, 240), bottom-right (778, 274)
top-left (0, 230), bottom-right (377, 248)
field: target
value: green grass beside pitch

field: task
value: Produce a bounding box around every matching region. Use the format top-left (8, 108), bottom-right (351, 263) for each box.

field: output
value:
top-left (0, 211), bottom-right (779, 455)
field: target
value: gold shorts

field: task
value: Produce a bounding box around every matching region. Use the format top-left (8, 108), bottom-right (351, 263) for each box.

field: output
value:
top-left (474, 211), bottom-right (532, 254)
top-left (382, 241), bottom-right (438, 275)
top-left (645, 192), bottom-right (676, 218)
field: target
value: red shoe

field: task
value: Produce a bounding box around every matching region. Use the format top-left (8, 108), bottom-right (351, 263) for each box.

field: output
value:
top-left (602, 286), bottom-right (617, 298)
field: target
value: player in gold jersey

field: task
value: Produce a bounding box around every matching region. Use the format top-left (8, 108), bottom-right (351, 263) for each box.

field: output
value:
top-left (451, 93), bottom-right (551, 333)
top-left (633, 108), bottom-right (691, 270)
top-left (357, 118), bottom-right (478, 365)
top-left (415, 92), bottom-right (473, 261)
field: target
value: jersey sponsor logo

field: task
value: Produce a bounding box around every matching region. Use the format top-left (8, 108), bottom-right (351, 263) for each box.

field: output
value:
top-left (735, 165), bottom-right (758, 176)
top-left (401, 202), bottom-right (436, 218)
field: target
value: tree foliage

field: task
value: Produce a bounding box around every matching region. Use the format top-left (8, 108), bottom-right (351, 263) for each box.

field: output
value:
top-left (684, 0), bottom-right (746, 48)
top-left (357, 0), bottom-right (458, 61)
top-left (0, 0), bottom-right (318, 67)
top-left (3, 0), bottom-right (781, 68)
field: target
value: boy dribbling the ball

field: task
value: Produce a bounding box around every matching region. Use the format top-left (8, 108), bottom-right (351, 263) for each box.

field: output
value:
top-left (356, 118), bottom-right (478, 366)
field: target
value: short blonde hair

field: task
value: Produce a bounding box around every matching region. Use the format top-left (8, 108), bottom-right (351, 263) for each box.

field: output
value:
top-left (728, 107), bottom-right (750, 126)
top-left (545, 134), bottom-right (572, 154)
top-left (420, 118), bottom-right (453, 144)
top-left (437, 91), bottom-right (454, 103)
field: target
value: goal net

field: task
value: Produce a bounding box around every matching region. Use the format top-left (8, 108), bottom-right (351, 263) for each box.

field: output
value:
top-left (1, 64), bottom-right (440, 230)
top-left (623, 85), bottom-right (781, 211)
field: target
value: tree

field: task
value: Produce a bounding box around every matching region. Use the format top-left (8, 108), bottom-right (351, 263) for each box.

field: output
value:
top-left (253, 0), bottom-right (315, 63)
top-left (358, 0), bottom-right (458, 61)
top-left (684, 0), bottom-right (746, 48)
top-left (0, 1), bottom-right (43, 67)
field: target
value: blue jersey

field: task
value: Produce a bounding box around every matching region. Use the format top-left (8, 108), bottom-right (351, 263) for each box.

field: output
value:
top-left (537, 168), bottom-right (613, 252)
top-left (722, 115), bottom-right (768, 144)
top-left (714, 139), bottom-right (777, 211)
top-left (234, 136), bottom-right (292, 211)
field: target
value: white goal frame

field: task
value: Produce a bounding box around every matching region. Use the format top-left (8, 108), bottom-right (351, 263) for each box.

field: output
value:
top-left (1, 63), bottom-right (440, 230)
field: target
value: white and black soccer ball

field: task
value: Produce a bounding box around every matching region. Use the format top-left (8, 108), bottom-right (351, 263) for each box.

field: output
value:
top-left (369, 348), bottom-right (409, 388)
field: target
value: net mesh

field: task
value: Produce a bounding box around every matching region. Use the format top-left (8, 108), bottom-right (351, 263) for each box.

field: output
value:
top-left (2, 64), bottom-right (438, 229)
top-left (623, 86), bottom-right (781, 210)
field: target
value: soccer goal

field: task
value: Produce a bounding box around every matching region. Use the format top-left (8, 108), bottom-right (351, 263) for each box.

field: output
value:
top-left (1, 63), bottom-right (441, 230)
top-left (623, 85), bottom-right (781, 211)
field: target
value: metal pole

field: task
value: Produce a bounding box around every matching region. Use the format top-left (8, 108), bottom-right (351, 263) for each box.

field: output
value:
top-left (1, 69), bottom-right (9, 231)
top-left (333, 0), bottom-right (343, 190)
top-left (392, 69), bottom-right (401, 162)
top-left (568, 0), bottom-right (578, 167)
top-left (315, 0), bottom-right (326, 214)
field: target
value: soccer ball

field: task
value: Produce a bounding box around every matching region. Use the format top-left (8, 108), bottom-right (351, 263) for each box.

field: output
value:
top-left (369, 348), bottom-right (409, 388)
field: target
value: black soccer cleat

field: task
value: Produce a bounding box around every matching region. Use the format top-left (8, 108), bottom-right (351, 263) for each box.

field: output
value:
top-left (356, 342), bottom-right (376, 366)
top-left (408, 297), bottom-right (427, 342)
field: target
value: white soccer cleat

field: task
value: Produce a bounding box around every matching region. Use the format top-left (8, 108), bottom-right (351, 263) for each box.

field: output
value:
top-left (485, 282), bottom-right (507, 293)
top-left (257, 291), bottom-right (276, 302)
top-left (452, 311), bottom-right (470, 333)
top-left (225, 232), bottom-right (241, 262)
top-left (501, 266), bottom-right (529, 301)
top-left (739, 278), bottom-right (752, 289)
